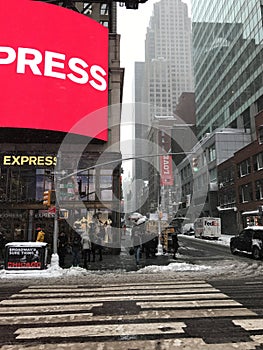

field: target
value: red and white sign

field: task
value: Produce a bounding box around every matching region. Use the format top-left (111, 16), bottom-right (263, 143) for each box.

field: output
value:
top-left (0, 0), bottom-right (108, 140)
top-left (160, 155), bottom-right (174, 186)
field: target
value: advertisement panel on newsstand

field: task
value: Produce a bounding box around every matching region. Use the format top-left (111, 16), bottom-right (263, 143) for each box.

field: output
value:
top-left (5, 242), bottom-right (48, 270)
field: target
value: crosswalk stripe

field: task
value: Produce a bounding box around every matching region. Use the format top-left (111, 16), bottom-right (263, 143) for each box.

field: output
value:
top-left (0, 307), bottom-right (256, 326)
top-left (8, 287), bottom-right (221, 299)
top-left (21, 283), bottom-right (213, 293)
top-left (0, 292), bottom-right (230, 305)
top-left (26, 280), bottom-right (209, 289)
top-left (138, 299), bottom-right (242, 308)
top-left (0, 303), bottom-right (102, 315)
top-left (252, 335), bottom-right (263, 346)
top-left (14, 322), bottom-right (186, 339)
top-left (0, 313), bottom-right (93, 325)
top-left (233, 319), bottom-right (263, 330)
top-left (135, 308), bottom-right (256, 319)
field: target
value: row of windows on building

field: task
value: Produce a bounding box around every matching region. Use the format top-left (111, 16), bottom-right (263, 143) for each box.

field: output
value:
top-left (219, 179), bottom-right (263, 206)
top-left (0, 168), bottom-right (114, 203)
top-left (219, 151), bottom-right (263, 181)
top-left (181, 178), bottom-right (263, 207)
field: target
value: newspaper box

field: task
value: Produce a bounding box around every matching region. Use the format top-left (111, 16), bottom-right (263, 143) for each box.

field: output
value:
top-left (5, 242), bottom-right (48, 270)
top-left (161, 226), bottom-right (175, 252)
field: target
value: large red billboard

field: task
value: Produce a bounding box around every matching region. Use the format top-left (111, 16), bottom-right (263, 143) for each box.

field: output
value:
top-left (0, 0), bottom-right (108, 140)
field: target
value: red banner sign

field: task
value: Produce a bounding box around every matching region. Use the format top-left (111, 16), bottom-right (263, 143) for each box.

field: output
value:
top-left (160, 155), bottom-right (174, 186)
top-left (0, 0), bottom-right (108, 140)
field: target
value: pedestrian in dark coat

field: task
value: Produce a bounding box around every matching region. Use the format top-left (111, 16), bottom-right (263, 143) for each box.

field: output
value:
top-left (89, 218), bottom-right (103, 262)
top-left (132, 226), bottom-right (142, 266)
top-left (71, 232), bottom-right (82, 267)
top-left (0, 232), bottom-right (6, 261)
top-left (57, 231), bottom-right (68, 268)
top-left (171, 232), bottom-right (179, 259)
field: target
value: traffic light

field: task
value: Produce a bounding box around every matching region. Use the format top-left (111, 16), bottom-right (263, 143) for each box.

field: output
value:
top-left (192, 157), bottom-right (199, 172)
top-left (43, 190), bottom-right (51, 207)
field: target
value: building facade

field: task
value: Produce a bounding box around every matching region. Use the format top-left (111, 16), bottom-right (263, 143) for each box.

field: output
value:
top-left (0, 2), bottom-right (124, 245)
top-left (176, 128), bottom-right (251, 224)
top-left (192, 0), bottom-right (263, 140)
top-left (218, 111), bottom-right (263, 233)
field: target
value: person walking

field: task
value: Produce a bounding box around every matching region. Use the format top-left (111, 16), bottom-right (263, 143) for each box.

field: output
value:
top-left (36, 228), bottom-right (45, 242)
top-left (71, 232), bottom-right (82, 267)
top-left (171, 231), bottom-right (179, 259)
top-left (89, 215), bottom-right (103, 262)
top-left (57, 231), bottom-right (68, 268)
top-left (81, 231), bottom-right (92, 268)
top-left (132, 226), bottom-right (142, 266)
top-left (104, 220), bottom-right (112, 243)
top-left (122, 224), bottom-right (127, 237)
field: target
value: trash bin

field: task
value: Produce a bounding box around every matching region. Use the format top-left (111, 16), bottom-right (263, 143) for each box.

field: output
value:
top-left (5, 242), bottom-right (48, 270)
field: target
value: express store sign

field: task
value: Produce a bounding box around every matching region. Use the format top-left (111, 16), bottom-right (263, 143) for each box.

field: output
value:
top-left (0, 0), bottom-right (108, 140)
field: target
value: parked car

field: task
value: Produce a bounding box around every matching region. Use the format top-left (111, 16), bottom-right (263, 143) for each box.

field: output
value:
top-left (230, 226), bottom-right (263, 260)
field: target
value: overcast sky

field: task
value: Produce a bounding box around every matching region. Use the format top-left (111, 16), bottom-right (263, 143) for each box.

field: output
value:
top-left (117, 0), bottom-right (192, 103)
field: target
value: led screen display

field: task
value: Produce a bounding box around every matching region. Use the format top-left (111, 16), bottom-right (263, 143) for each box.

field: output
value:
top-left (0, 0), bottom-right (108, 140)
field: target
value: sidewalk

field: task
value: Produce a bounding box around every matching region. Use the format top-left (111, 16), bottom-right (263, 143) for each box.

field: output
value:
top-left (1, 250), bottom-right (171, 272)
top-left (0, 235), bottom-right (173, 272)
top-left (63, 234), bottom-right (172, 272)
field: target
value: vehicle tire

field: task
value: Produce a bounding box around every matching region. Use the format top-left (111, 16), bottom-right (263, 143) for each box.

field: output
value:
top-left (230, 244), bottom-right (237, 255)
top-left (252, 246), bottom-right (261, 260)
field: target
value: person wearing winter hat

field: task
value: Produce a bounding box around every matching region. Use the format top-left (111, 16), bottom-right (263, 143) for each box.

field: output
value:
top-left (36, 228), bottom-right (45, 242)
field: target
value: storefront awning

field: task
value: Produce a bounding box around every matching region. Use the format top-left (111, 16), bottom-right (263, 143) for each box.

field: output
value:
top-left (242, 210), bottom-right (259, 215)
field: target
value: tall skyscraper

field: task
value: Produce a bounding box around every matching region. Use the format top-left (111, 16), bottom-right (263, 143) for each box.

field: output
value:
top-left (134, 0), bottom-right (194, 214)
top-left (143, 0), bottom-right (194, 118)
top-left (192, 0), bottom-right (263, 139)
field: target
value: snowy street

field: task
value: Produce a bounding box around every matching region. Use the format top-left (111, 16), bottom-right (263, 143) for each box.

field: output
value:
top-left (1, 234), bottom-right (263, 285)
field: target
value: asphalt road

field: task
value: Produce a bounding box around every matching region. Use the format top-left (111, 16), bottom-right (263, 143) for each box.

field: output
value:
top-left (0, 235), bottom-right (263, 349)
top-left (178, 235), bottom-right (257, 263)
top-left (0, 277), bottom-right (263, 349)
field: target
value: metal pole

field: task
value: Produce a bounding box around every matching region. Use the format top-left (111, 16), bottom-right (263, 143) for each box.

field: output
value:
top-left (156, 182), bottom-right (163, 256)
top-left (53, 204), bottom-right (59, 255)
top-left (51, 151), bottom-right (61, 266)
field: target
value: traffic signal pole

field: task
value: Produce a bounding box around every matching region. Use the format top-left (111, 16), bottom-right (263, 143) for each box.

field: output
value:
top-left (50, 151), bottom-right (61, 267)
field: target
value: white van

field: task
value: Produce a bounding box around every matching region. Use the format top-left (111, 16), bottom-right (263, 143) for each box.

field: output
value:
top-left (194, 217), bottom-right (221, 239)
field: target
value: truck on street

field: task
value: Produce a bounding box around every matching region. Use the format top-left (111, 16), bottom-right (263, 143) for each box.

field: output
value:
top-left (194, 217), bottom-right (221, 240)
